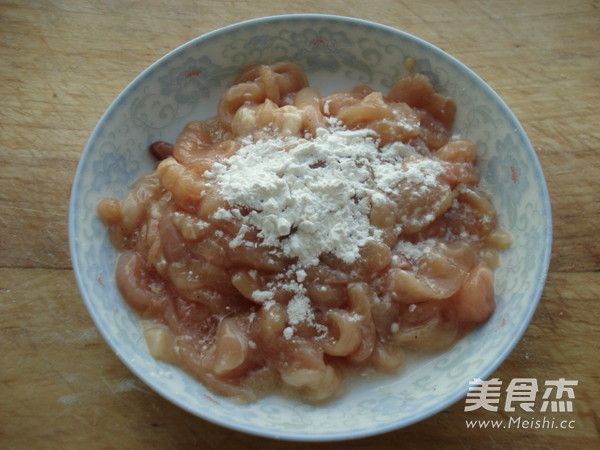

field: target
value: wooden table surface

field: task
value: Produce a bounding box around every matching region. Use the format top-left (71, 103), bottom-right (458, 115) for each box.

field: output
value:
top-left (1, 0), bottom-right (599, 448)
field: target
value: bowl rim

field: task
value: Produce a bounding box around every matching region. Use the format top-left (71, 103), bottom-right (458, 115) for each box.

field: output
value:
top-left (69, 13), bottom-right (553, 442)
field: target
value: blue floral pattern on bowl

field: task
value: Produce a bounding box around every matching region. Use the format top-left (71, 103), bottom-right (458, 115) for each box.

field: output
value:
top-left (69, 14), bottom-right (552, 442)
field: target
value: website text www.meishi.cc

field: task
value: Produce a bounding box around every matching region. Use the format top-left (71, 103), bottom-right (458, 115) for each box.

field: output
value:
top-left (463, 377), bottom-right (578, 431)
top-left (465, 416), bottom-right (576, 430)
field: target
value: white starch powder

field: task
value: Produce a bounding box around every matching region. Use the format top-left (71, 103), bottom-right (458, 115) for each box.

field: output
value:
top-left (206, 125), bottom-right (442, 268)
top-left (203, 124), bottom-right (445, 337)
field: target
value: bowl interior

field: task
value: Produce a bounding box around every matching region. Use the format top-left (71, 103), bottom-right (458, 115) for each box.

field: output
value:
top-left (69, 14), bottom-right (551, 441)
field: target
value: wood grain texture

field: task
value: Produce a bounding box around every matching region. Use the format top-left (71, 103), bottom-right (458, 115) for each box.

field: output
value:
top-left (1, 0), bottom-right (598, 448)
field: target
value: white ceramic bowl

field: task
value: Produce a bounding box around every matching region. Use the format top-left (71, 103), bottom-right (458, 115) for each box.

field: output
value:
top-left (69, 14), bottom-right (552, 441)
